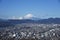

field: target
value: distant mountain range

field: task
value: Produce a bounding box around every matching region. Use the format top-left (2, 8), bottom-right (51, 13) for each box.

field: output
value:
top-left (0, 18), bottom-right (60, 27)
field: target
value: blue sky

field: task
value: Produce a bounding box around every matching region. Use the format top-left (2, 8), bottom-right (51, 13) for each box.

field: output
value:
top-left (0, 0), bottom-right (60, 19)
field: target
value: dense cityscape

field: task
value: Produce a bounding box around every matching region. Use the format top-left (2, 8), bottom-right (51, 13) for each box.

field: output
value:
top-left (0, 23), bottom-right (60, 40)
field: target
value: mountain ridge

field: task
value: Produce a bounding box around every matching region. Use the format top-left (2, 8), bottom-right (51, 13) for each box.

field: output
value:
top-left (0, 18), bottom-right (60, 27)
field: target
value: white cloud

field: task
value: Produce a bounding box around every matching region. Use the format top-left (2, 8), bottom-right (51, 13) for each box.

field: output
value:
top-left (7, 14), bottom-right (34, 19)
top-left (11, 16), bottom-right (23, 20)
top-left (24, 14), bottom-right (33, 19)
top-left (19, 17), bottom-right (23, 20)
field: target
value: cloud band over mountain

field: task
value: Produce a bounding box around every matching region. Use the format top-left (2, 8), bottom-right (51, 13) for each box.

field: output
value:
top-left (8, 14), bottom-right (34, 19)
